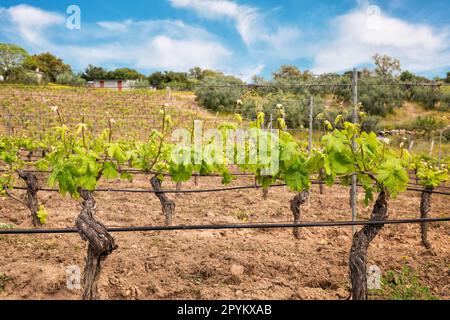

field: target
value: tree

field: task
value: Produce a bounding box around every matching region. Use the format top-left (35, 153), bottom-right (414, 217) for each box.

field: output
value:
top-left (0, 43), bottom-right (29, 81)
top-left (273, 65), bottom-right (302, 80)
top-left (446, 72), bottom-right (450, 84)
top-left (81, 65), bottom-right (108, 81)
top-left (273, 65), bottom-right (313, 82)
top-left (189, 67), bottom-right (220, 80)
top-left (400, 70), bottom-right (430, 83)
top-left (358, 77), bottom-right (405, 116)
top-left (373, 54), bottom-right (401, 78)
top-left (108, 67), bottom-right (143, 80)
top-left (400, 70), bottom-right (416, 82)
top-left (195, 74), bottom-right (244, 112)
top-left (56, 71), bottom-right (86, 86)
top-left (23, 52), bottom-right (71, 82)
top-left (148, 70), bottom-right (195, 90)
top-left (148, 71), bottom-right (164, 88)
top-left (414, 116), bottom-right (446, 137)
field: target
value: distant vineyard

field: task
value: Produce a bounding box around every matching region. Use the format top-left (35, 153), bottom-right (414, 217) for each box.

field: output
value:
top-left (0, 85), bottom-right (233, 140)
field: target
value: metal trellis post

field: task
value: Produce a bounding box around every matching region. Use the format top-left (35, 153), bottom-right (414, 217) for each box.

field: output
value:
top-left (308, 95), bottom-right (314, 155)
top-left (351, 68), bottom-right (358, 235)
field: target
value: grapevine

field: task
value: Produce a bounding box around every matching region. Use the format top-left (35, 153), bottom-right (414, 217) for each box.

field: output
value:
top-left (411, 155), bottom-right (449, 249)
top-left (1, 91), bottom-right (448, 301)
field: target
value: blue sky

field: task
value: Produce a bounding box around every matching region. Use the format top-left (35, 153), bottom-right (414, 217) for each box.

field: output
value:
top-left (0, 0), bottom-right (449, 80)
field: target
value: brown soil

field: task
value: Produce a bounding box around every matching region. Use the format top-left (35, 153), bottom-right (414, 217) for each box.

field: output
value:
top-left (0, 175), bottom-right (449, 300)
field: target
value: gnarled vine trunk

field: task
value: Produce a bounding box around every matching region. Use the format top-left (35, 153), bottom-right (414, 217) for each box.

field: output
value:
top-left (75, 190), bottom-right (117, 300)
top-left (176, 182), bottom-right (182, 197)
top-left (349, 190), bottom-right (388, 300)
top-left (151, 175), bottom-right (176, 225)
top-left (17, 171), bottom-right (41, 226)
top-left (262, 188), bottom-right (269, 200)
top-left (319, 168), bottom-right (325, 195)
top-left (194, 174), bottom-right (199, 186)
top-left (290, 191), bottom-right (309, 239)
top-left (420, 187), bottom-right (433, 250)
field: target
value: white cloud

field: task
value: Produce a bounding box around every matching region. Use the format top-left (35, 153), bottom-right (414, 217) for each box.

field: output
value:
top-left (0, 5), bottom-right (233, 73)
top-left (170, 0), bottom-right (244, 20)
top-left (228, 64), bottom-right (265, 82)
top-left (169, 0), bottom-right (303, 59)
top-left (312, 4), bottom-right (450, 73)
top-left (97, 19), bottom-right (135, 32)
top-left (5, 4), bottom-right (64, 46)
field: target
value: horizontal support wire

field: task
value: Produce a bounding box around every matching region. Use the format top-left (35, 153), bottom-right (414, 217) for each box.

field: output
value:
top-left (1, 217), bottom-right (449, 235)
top-left (194, 82), bottom-right (447, 89)
top-left (4, 168), bottom-right (448, 190)
top-left (8, 182), bottom-right (450, 196)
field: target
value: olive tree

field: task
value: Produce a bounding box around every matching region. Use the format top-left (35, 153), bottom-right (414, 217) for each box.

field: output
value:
top-left (0, 43), bottom-right (29, 81)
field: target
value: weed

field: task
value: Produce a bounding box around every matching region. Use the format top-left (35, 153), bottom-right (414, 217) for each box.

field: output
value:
top-left (0, 274), bottom-right (12, 292)
top-left (380, 265), bottom-right (438, 300)
top-left (233, 211), bottom-right (249, 222)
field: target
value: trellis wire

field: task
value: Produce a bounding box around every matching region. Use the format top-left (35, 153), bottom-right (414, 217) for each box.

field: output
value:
top-left (8, 183), bottom-right (450, 196)
top-left (1, 217), bottom-right (449, 235)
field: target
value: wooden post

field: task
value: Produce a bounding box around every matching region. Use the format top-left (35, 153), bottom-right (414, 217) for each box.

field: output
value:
top-left (408, 135), bottom-right (413, 152)
top-left (6, 114), bottom-right (13, 135)
top-left (438, 130), bottom-right (443, 165)
top-left (166, 86), bottom-right (172, 101)
top-left (308, 95), bottom-right (314, 155)
top-left (429, 138), bottom-right (435, 157)
top-left (351, 68), bottom-right (358, 236)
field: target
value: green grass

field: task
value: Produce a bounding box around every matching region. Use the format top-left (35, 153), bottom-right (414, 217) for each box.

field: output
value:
top-left (0, 274), bottom-right (12, 293)
top-left (370, 265), bottom-right (438, 300)
top-left (441, 86), bottom-right (450, 94)
top-left (378, 101), bottom-right (449, 130)
top-left (0, 222), bottom-right (15, 229)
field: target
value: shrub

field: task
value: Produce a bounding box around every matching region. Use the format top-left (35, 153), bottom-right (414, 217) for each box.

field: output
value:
top-left (414, 116), bottom-right (446, 137)
top-left (437, 92), bottom-right (449, 112)
top-left (381, 266), bottom-right (438, 300)
top-left (441, 126), bottom-right (450, 142)
top-left (410, 87), bottom-right (443, 110)
top-left (132, 79), bottom-right (150, 89)
top-left (195, 75), bottom-right (244, 112)
top-left (358, 78), bottom-right (405, 116)
top-left (333, 76), bottom-right (405, 117)
top-left (361, 115), bottom-right (381, 132)
top-left (56, 72), bottom-right (86, 86)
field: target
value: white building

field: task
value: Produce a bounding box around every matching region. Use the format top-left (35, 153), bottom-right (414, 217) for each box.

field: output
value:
top-left (87, 79), bottom-right (139, 90)
top-left (33, 68), bottom-right (44, 84)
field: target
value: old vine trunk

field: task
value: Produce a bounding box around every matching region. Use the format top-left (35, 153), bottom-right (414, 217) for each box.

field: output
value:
top-left (262, 188), bottom-right (269, 200)
top-left (75, 190), bottom-right (117, 300)
top-left (349, 190), bottom-right (388, 300)
top-left (151, 175), bottom-right (176, 225)
top-left (420, 186), bottom-right (433, 250)
top-left (176, 182), bottom-right (182, 197)
top-left (290, 191), bottom-right (309, 239)
top-left (17, 171), bottom-right (41, 226)
top-left (319, 168), bottom-right (325, 195)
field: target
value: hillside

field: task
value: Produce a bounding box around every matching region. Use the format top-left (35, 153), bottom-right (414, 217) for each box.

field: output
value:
top-left (0, 85), bottom-right (234, 139)
top-left (378, 101), bottom-right (449, 130)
